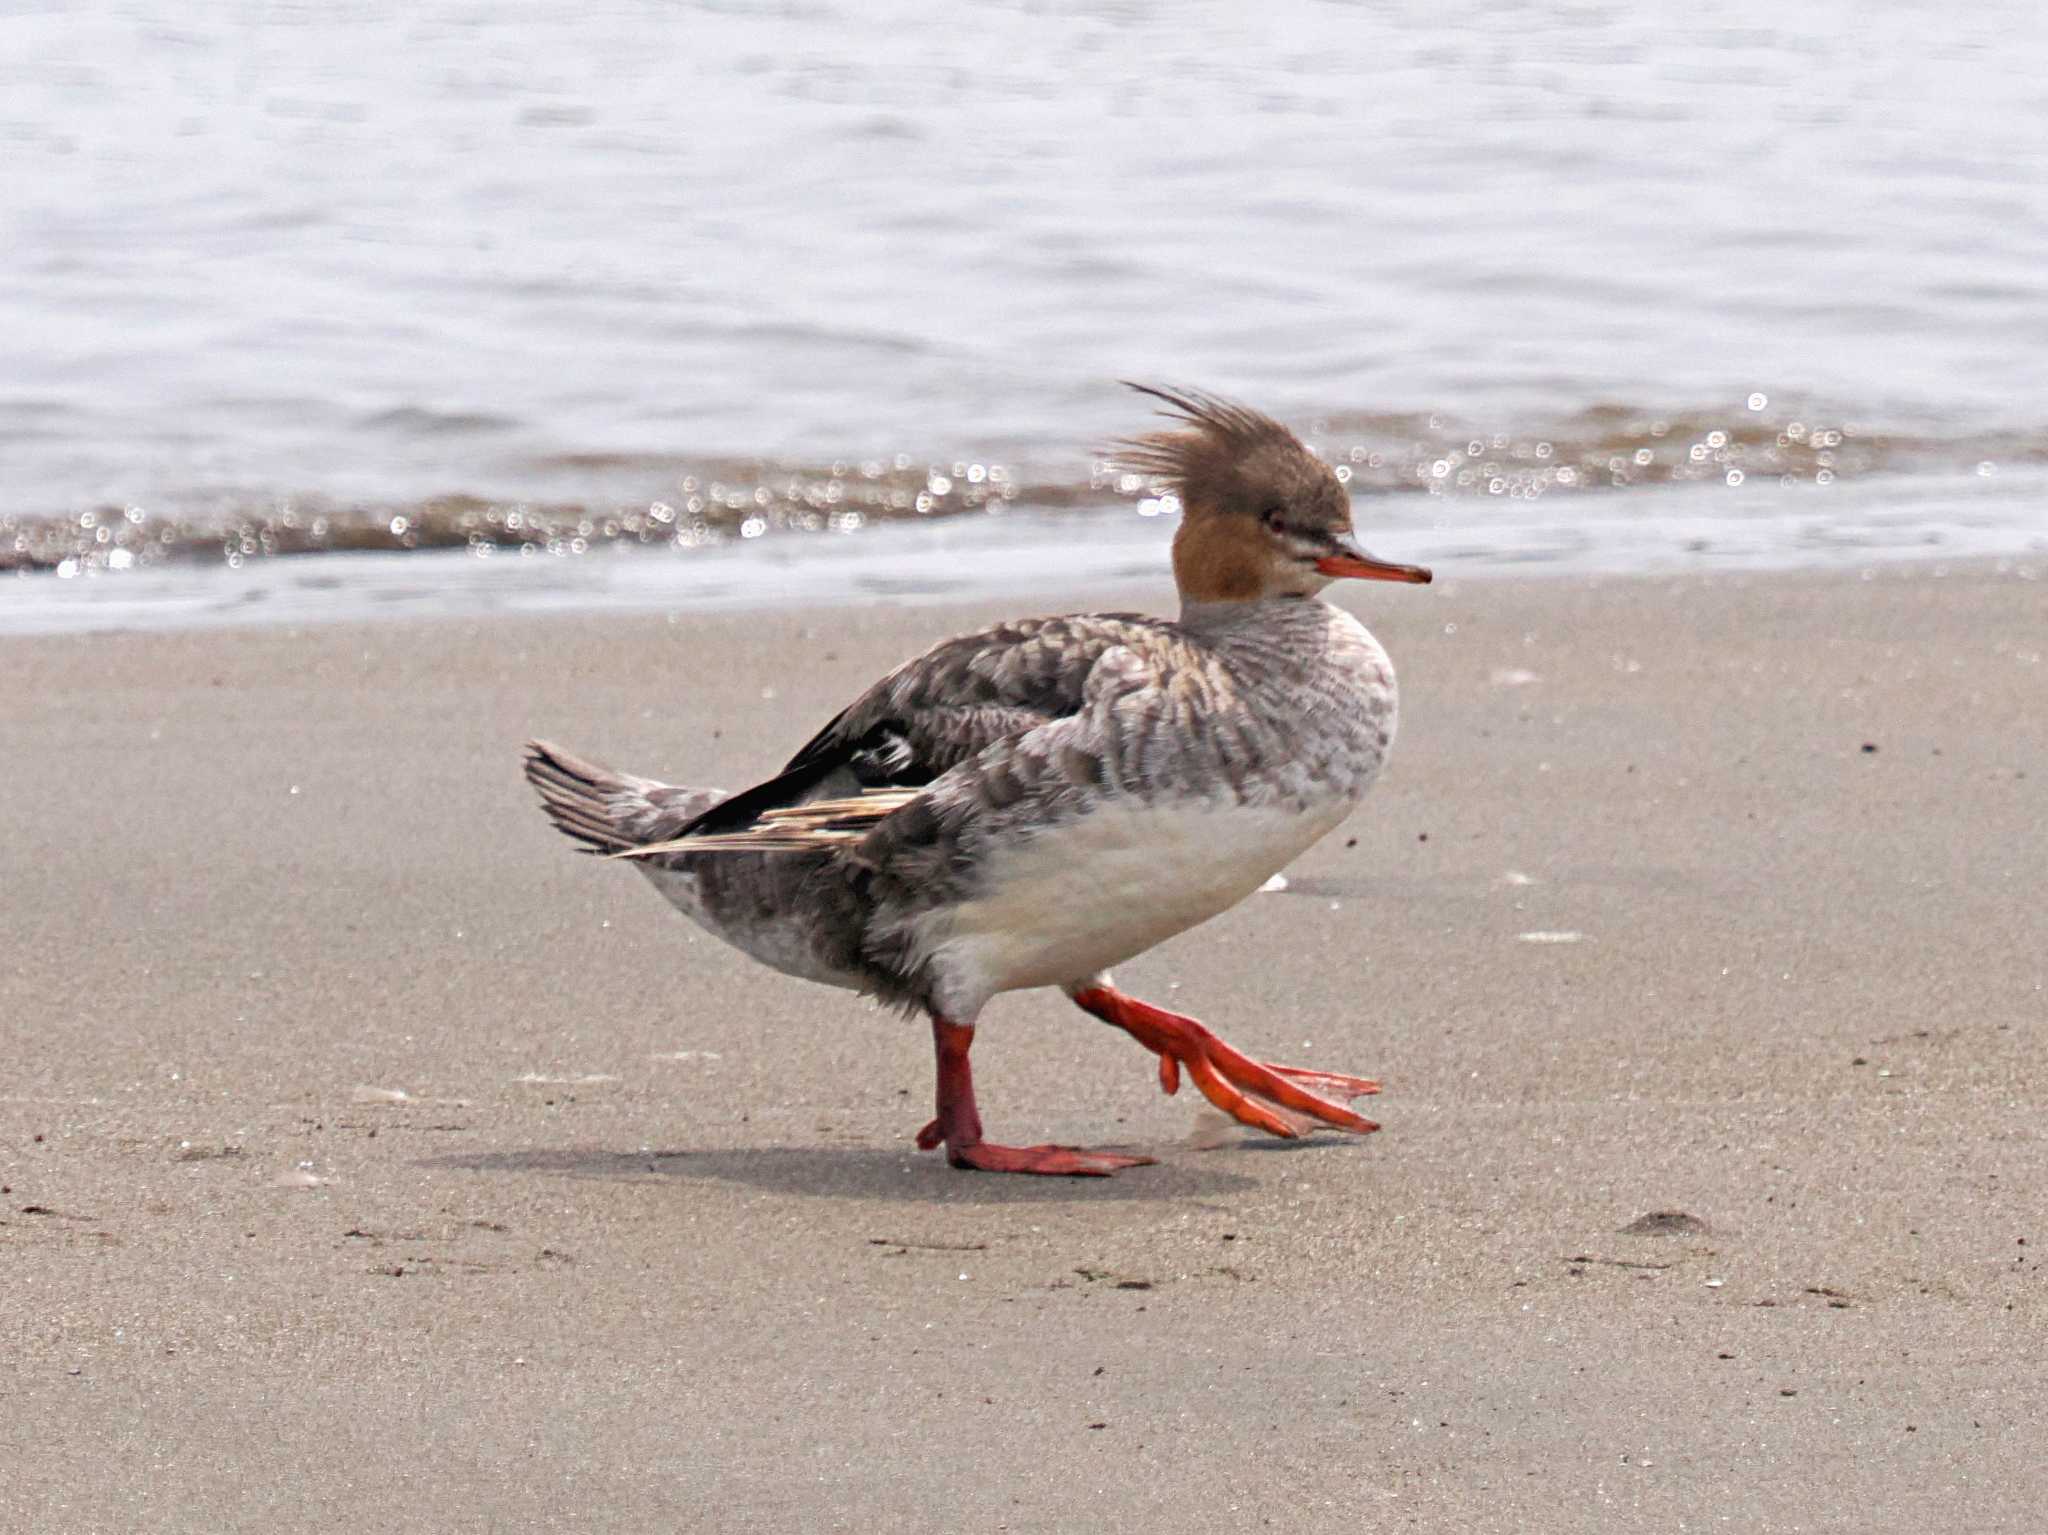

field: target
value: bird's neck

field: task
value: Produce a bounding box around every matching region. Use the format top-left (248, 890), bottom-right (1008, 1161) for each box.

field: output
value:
top-left (1170, 515), bottom-right (1313, 614)
top-left (1177, 592), bottom-right (1325, 631)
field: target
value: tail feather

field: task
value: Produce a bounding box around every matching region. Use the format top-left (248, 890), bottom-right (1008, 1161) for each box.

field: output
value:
top-left (523, 739), bottom-right (722, 856)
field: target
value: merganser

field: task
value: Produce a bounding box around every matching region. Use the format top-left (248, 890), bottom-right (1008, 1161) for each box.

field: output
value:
top-left (524, 384), bottom-right (1431, 1175)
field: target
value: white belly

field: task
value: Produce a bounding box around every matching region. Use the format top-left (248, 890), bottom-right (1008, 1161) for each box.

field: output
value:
top-left (916, 796), bottom-right (1351, 1011)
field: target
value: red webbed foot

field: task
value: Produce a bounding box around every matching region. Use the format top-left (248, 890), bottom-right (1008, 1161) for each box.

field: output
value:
top-left (917, 1114), bottom-right (1154, 1176)
top-left (1071, 987), bottom-right (1380, 1140)
top-left (948, 1142), bottom-right (1156, 1177)
top-left (916, 1016), bottom-right (1156, 1176)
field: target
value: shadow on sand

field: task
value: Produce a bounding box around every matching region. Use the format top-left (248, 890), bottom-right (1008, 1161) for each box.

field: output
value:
top-left (412, 1140), bottom-right (1356, 1204)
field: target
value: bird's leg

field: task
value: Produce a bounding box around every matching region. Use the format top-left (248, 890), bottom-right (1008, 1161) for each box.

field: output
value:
top-left (913, 1014), bottom-right (1155, 1177)
top-left (1068, 985), bottom-right (1380, 1139)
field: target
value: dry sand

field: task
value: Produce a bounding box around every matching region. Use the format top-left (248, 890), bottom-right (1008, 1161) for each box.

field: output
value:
top-left (3, 562), bottom-right (2044, 1532)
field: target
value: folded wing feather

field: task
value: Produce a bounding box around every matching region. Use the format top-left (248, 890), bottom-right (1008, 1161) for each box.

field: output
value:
top-left (623, 613), bottom-right (1169, 858)
top-left (615, 787), bottom-right (926, 858)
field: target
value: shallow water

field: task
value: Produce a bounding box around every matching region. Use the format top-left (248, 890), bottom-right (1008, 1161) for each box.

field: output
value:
top-left (6, 1), bottom-right (2046, 621)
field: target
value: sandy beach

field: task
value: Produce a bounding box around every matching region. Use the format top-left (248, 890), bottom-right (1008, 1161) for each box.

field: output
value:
top-left (3, 561), bottom-right (2043, 1532)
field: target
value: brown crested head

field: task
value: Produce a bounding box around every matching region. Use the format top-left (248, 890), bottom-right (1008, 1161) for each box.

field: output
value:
top-left (1109, 382), bottom-right (1431, 606)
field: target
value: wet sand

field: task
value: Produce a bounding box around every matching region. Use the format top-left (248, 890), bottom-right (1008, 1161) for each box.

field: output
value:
top-left (3, 563), bottom-right (2044, 1532)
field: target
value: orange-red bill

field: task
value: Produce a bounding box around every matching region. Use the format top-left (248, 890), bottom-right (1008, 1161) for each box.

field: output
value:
top-left (1316, 549), bottom-right (1433, 584)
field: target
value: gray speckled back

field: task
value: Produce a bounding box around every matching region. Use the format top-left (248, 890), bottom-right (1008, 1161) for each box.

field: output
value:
top-left (853, 596), bottom-right (1397, 1006)
top-left (626, 594), bottom-right (1398, 1016)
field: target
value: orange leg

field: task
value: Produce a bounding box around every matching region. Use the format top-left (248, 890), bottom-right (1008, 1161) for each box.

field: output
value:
top-left (914, 1015), bottom-right (1155, 1177)
top-left (1070, 986), bottom-right (1380, 1139)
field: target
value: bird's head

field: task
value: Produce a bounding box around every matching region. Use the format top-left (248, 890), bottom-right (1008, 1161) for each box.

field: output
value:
top-left (1110, 383), bottom-right (1431, 608)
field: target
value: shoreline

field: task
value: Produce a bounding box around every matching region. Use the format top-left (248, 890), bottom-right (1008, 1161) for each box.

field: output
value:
top-left (7, 475), bottom-right (2046, 638)
top-left (4, 563), bottom-right (2045, 1530)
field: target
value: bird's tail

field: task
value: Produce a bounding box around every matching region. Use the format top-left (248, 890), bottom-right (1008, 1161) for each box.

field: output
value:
top-left (522, 739), bottom-right (724, 856)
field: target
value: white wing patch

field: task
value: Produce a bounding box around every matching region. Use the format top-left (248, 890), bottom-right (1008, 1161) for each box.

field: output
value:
top-left (613, 787), bottom-right (925, 858)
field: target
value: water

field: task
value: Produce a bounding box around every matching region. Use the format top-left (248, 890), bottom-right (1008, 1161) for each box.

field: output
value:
top-left (6, 1), bottom-right (2046, 627)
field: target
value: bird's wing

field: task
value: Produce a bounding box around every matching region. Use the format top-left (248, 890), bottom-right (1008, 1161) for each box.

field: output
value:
top-left (615, 613), bottom-right (1170, 858)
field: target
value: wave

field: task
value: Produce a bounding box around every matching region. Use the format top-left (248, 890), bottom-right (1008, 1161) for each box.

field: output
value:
top-left (6, 403), bottom-right (2043, 576)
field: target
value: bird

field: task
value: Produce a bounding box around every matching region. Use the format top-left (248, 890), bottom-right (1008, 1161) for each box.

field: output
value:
top-left (523, 383), bottom-right (1431, 1176)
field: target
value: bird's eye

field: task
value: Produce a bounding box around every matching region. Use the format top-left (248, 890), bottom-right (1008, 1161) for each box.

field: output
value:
top-left (1260, 503), bottom-right (1287, 532)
